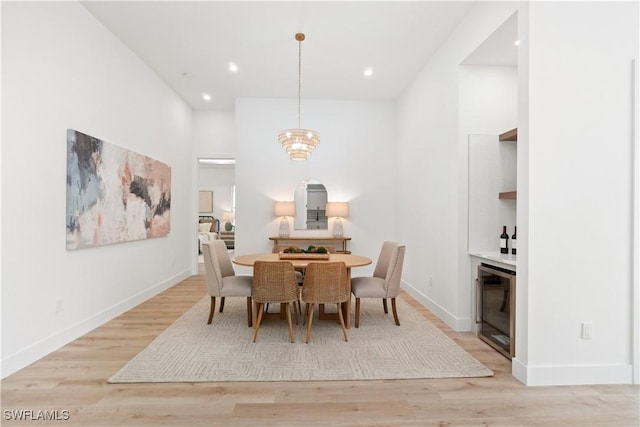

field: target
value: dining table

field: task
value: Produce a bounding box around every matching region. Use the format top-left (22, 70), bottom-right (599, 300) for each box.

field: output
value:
top-left (233, 252), bottom-right (372, 329)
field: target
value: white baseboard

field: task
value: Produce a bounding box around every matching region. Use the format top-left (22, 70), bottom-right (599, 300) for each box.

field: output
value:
top-left (1, 269), bottom-right (192, 379)
top-left (401, 281), bottom-right (472, 332)
top-left (512, 357), bottom-right (634, 386)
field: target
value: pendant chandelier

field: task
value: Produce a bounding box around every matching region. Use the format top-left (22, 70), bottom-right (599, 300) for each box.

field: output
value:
top-left (278, 33), bottom-right (320, 161)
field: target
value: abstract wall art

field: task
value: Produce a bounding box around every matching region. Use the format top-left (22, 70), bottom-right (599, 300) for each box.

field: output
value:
top-left (66, 129), bottom-right (172, 250)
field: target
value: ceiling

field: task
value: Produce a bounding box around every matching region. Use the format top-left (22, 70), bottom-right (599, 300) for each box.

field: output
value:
top-left (82, 1), bottom-right (516, 112)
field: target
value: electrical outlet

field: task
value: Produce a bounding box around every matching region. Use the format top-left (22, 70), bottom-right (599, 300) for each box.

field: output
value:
top-left (581, 322), bottom-right (593, 340)
top-left (55, 299), bottom-right (63, 314)
top-left (428, 276), bottom-right (433, 288)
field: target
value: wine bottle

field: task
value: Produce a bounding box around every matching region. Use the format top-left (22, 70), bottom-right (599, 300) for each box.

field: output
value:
top-left (500, 225), bottom-right (509, 254)
top-left (511, 226), bottom-right (517, 255)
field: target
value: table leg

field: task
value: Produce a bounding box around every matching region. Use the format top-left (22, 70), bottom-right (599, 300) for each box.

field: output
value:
top-left (343, 268), bottom-right (352, 329)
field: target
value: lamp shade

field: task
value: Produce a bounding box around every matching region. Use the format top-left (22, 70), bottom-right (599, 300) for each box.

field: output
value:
top-left (274, 201), bottom-right (296, 217)
top-left (222, 211), bottom-right (234, 222)
top-left (325, 202), bottom-right (349, 218)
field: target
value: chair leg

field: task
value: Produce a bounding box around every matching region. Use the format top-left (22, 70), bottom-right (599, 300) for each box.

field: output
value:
top-left (292, 299), bottom-right (299, 325)
top-left (253, 303), bottom-right (264, 342)
top-left (355, 298), bottom-right (361, 328)
top-left (252, 301), bottom-right (258, 327)
top-left (246, 297), bottom-right (253, 327)
top-left (303, 302), bottom-right (310, 325)
top-left (383, 298), bottom-right (388, 314)
top-left (337, 303), bottom-right (348, 342)
top-left (305, 304), bottom-right (315, 343)
top-left (391, 298), bottom-right (400, 326)
top-left (285, 303), bottom-right (295, 343)
top-left (219, 297), bottom-right (226, 313)
top-left (207, 296), bottom-right (216, 324)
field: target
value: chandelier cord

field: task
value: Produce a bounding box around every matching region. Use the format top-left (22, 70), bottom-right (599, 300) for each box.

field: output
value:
top-left (297, 38), bottom-right (302, 129)
top-left (278, 33), bottom-right (319, 161)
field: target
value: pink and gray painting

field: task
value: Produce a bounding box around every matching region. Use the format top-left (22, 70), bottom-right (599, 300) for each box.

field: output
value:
top-left (66, 129), bottom-right (171, 249)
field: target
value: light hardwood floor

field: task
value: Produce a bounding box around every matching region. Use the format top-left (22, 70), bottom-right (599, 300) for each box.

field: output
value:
top-left (2, 268), bottom-right (638, 426)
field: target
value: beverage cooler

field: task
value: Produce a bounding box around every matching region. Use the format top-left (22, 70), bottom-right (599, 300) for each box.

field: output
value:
top-left (476, 263), bottom-right (516, 359)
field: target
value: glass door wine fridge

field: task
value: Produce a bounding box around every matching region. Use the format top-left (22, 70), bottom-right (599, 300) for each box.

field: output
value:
top-left (476, 263), bottom-right (516, 359)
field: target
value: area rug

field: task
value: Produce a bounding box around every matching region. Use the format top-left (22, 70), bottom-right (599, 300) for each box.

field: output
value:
top-left (108, 297), bottom-right (492, 383)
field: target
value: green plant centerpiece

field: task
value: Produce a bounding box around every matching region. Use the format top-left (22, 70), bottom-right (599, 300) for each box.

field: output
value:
top-left (283, 245), bottom-right (328, 254)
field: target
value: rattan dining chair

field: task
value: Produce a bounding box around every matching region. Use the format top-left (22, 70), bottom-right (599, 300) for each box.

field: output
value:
top-left (351, 242), bottom-right (406, 328)
top-left (301, 261), bottom-right (349, 343)
top-left (202, 240), bottom-right (253, 327)
top-left (272, 245), bottom-right (304, 283)
top-left (252, 261), bottom-right (300, 343)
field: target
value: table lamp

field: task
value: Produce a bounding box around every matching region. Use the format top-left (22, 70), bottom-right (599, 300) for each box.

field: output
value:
top-left (223, 211), bottom-right (234, 231)
top-left (326, 202), bottom-right (349, 237)
top-left (274, 201), bottom-right (296, 237)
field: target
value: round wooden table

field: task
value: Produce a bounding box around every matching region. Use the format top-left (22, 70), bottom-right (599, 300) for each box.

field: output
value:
top-left (233, 253), bottom-right (372, 328)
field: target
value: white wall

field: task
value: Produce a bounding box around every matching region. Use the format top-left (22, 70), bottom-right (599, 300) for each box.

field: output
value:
top-left (199, 165), bottom-right (235, 222)
top-left (398, 0), bottom-right (638, 385)
top-left (1, 2), bottom-right (194, 377)
top-left (396, 2), bottom-right (520, 332)
top-left (234, 98), bottom-right (397, 274)
top-left (194, 111), bottom-right (237, 224)
top-left (518, 1), bottom-right (638, 385)
top-left (193, 111), bottom-right (236, 159)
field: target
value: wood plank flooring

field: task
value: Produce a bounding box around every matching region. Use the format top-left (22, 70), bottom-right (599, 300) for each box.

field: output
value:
top-left (2, 268), bottom-right (638, 426)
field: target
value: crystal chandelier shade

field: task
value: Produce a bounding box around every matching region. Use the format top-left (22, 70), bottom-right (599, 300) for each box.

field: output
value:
top-left (278, 33), bottom-right (320, 161)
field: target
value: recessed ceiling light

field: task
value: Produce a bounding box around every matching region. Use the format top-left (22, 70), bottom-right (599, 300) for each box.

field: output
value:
top-left (181, 72), bottom-right (194, 79)
top-left (202, 93), bottom-right (212, 101)
top-left (228, 62), bottom-right (238, 72)
top-left (364, 67), bottom-right (374, 77)
top-left (514, 40), bottom-right (520, 46)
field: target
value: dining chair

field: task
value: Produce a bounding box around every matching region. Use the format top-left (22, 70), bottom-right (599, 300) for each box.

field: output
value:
top-left (271, 244), bottom-right (304, 313)
top-left (301, 261), bottom-right (349, 343)
top-left (271, 245), bottom-right (304, 283)
top-left (202, 240), bottom-right (253, 327)
top-left (251, 261), bottom-right (300, 343)
top-left (351, 242), bottom-right (406, 328)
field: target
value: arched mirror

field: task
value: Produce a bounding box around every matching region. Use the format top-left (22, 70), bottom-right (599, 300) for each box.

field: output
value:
top-left (293, 180), bottom-right (328, 230)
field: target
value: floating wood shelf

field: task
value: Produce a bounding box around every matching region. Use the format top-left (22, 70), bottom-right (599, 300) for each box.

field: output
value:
top-left (499, 191), bottom-right (517, 200)
top-left (499, 128), bottom-right (517, 142)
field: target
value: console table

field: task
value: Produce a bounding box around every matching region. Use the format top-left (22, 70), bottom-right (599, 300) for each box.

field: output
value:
top-left (269, 236), bottom-right (351, 254)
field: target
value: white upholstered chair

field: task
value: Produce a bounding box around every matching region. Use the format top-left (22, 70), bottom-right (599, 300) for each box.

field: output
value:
top-left (202, 240), bottom-right (253, 327)
top-left (351, 241), bottom-right (406, 328)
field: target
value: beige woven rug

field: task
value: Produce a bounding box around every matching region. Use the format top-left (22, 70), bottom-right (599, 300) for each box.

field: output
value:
top-left (108, 297), bottom-right (492, 383)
